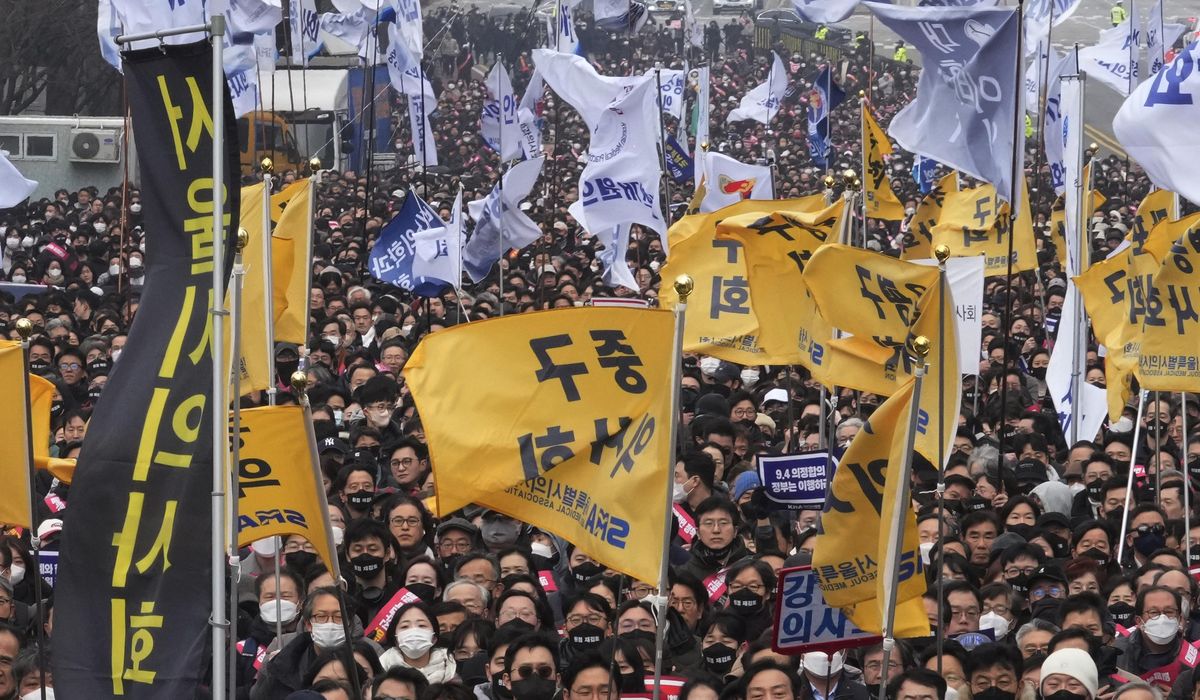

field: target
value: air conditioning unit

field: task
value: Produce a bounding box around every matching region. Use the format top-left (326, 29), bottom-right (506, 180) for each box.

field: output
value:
top-left (69, 128), bottom-right (121, 163)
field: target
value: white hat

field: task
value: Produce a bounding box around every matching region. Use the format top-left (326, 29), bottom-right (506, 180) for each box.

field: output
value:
top-left (761, 388), bottom-right (789, 408)
top-left (1040, 648), bottom-right (1098, 699)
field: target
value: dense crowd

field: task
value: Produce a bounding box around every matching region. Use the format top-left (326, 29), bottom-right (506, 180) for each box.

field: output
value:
top-left (0, 5), bottom-right (1193, 700)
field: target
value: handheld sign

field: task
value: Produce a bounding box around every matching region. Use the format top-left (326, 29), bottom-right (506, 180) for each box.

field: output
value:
top-left (773, 566), bottom-right (881, 655)
top-left (757, 453), bottom-right (832, 510)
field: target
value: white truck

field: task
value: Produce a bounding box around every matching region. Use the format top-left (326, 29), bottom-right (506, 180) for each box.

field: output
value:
top-left (0, 116), bottom-right (138, 199)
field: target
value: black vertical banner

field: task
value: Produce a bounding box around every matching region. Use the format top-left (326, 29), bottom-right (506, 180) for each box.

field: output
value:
top-left (53, 41), bottom-right (238, 698)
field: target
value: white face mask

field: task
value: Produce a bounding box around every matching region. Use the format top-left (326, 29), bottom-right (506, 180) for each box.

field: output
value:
top-left (801, 651), bottom-right (844, 677)
top-left (93, 222), bottom-right (107, 234)
top-left (1143, 614), bottom-right (1179, 644)
top-left (740, 369), bottom-right (760, 388)
top-left (10, 275), bottom-right (25, 284)
top-left (4, 237), bottom-right (16, 250)
top-left (20, 236), bottom-right (34, 248)
top-left (672, 480), bottom-right (691, 504)
top-left (129, 257), bottom-right (143, 269)
top-left (9, 563), bottom-right (24, 585)
top-left (309, 621), bottom-right (346, 649)
top-left (46, 268), bottom-right (62, 280)
top-left (698, 357), bottom-right (720, 377)
top-left (130, 203), bottom-right (142, 214)
top-left (918, 541), bottom-right (934, 566)
top-left (21, 689), bottom-right (53, 700)
top-left (331, 525), bottom-right (345, 547)
top-left (324, 334), bottom-right (341, 348)
top-left (138, 241), bottom-right (146, 252)
top-left (368, 408), bottom-right (390, 428)
top-left (979, 611), bottom-right (1010, 638)
top-left (111, 348), bottom-right (122, 363)
top-left (396, 627), bottom-right (435, 658)
top-left (530, 541), bottom-right (553, 559)
top-left (260, 598), bottom-right (299, 624)
top-left (109, 264), bottom-right (121, 276)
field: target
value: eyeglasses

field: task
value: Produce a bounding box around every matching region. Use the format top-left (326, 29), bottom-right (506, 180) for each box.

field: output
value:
top-left (391, 457), bottom-right (418, 468)
top-left (375, 696), bottom-right (415, 700)
top-left (439, 539), bottom-right (472, 553)
top-left (727, 582), bottom-right (765, 595)
top-left (670, 596), bottom-right (697, 610)
top-left (630, 585), bottom-right (655, 599)
top-left (982, 604), bottom-right (1010, 615)
top-left (0, 597), bottom-right (12, 607)
top-left (617, 619), bottom-right (655, 633)
top-left (1003, 566), bottom-right (1036, 578)
top-left (515, 664), bottom-right (555, 680)
top-left (570, 687), bottom-right (613, 699)
top-left (699, 518), bottom-right (733, 530)
top-left (731, 408), bottom-right (756, 418)
top-left (282, 541), bottom-right (316, 553)
top-left (566, 613), bottom-right (606, 627)
top-left (1028, 586), bottom-right (1064, 601)
top-left (58, 362), bottom-right (81, 371)
top-left (390, 517), bottom-right (422, 529)
top-left (310, 612), bottom-right (343, 624)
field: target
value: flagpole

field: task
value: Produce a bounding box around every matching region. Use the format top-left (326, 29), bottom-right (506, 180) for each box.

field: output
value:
top-left (860, 95), bottom-right (868, 240)
top-left (14, 319), bottom-right (48, 700)
top-left (261, 162), bottom-right (278, 406)
top-left (1116, 390), bottom-right (1147, 565)
top-left (876, 336), bottom-right (930, 700)
top-left (653, 274), bottom-right (691, 700)
top-left (997, 0), bottom-right (1025, 460)
top-left (656, 68), bottom-right (675, 226)
top-left (209, 15), bottom-right (231, 700)
top-left (303, 161), bottom-right (321, 354)
top-left (229, 226), bottom-right (250, 694)
top-left (1184, 392), bottom-right (1191, 559)
top-left (933, 245), bottom-right (950, 674)
top-left (1065, 72), bottom-right (1086, 445)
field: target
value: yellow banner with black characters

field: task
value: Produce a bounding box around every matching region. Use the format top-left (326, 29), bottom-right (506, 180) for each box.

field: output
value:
top-left (812, 379), bottom-right (930, 636)
top-left (53, 40), bottom-right (239, 698)
top-left (0, 342), bottom-right (34, 528)
top-left (661, 198), bottom-right (826, 364)
top-left (901, 172), bottom-right (958, 262)
top-left (862, 103), bottom-right (905, 221)
top-left (271, 178), bottom-right (313, 344)
top-left (406, 307), bottom-right (675, 584)
top-left (230, 181), bottom-right (271, 395)
top-left (1136, 216), bottom-right (1200, 391)
top-left (930, 177), bottom-right (1037, 275)
top-left (713, 196), bottom-right (843, 366)
top-left (236, 405), bottom-right (338, 576)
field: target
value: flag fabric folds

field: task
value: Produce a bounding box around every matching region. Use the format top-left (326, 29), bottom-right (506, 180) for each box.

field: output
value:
top-left (481, 63), bottom-right (524, 162)
top-left (792, 0), bottom-right (870, 23)
top-left (0, 342), bottom-right (34, 528)
top-left (1146, 0), bottom-right (1186, 76)
top-left (727, 53), bottom-right (788, 124)
top-left (236, 405), bottom-right (339, 575)
top-left (929, 177), bottom-right (1038, 275)
top-left (369, 189), bottom-right (449, 297)
top-left (271, 178), bottom-right (314, 344)
top-left (0, 152), bottom-right (36, 208)
top-left (812, 378), bottom-right (931, 636)
top-left (902, 172), bottom-right (958, 261)
top-left (406, 307), bottom-right (675, 584)
top-left (862, 102), bottom-right (905, 220)
top-left (1078, 18), bottom-right (1141, 97)
top-left (413, 189), bottom-right (464, 290)
top-left (463, 157), bottom-right (546, 283)
top-left (1113, 44), bottom-right (1200, 208)
top-left (807, 66), bottom-right (845, 169)
top-left (1136, 217), bottom-right (1200, 391)
top-left (230, 182), bottom-right (272, 395)
top-left (699, 151), bottom-right (774, 213)
top-left (54, 41), bottom-right (239, 698)
top-left (866, 2), bottom-right (1021, 203)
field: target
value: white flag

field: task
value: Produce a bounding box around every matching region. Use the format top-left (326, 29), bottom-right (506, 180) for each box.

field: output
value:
top-left (289, 0), bottom-right (321, 64)
top-left (913, 256), bottom-right (985, 376)
top-left (320, 9), bottom-right (370, 51)
top-left (518, 70), bottom-right (545, 160)
top-left (1024, 0), bottom-right (1084, 52)
top-left (1146, 0), bottom-right (1186, 76)
top-left (1043, 51), bottom-right (1077, 196)
top-left (481, 63), bottom-right (524, 162)
top-left (700, 151), bottom-right (773, 213)
top-left (1060, 74), bottom-right (1085, 277)
top-left (223, 0), bottom-right (283, 37)
top-left (1047, 281), bottom-right (1108, 443)
top-left (727, 52), bottom-right (787, 124)
top-left (551, 0), bottom-right (582, 55)
top-left (574, 78), bottom-right (667, 238)
top-left (225, 44), bottom-right (261, 118)
top-left (463, 157), bottom-right (547, 282)
top-left (111, 0), bottom-right (206, 48)
top-left (693, 66), bottom-right (710, 161)
top-left (1078, 18), bottom-right (1141, 96)
top-left (657, 69), bottom-right (686, 121)
top-left (597, 225), bottom-right (639, 291)
top-left (256, 32), bottom-right (279, 72)
top-left (0, 152), bottom-right (36, 209)
top-left (97, 0), bottom-right (123, 72)
top-left (1113, 43), bottom-right (1200, 206)
top-left (532, 49), bottom-right (643, 131)
top-left (392, 0), bottom-right (425, 60)
top-left (413, 190), bottom-right (464, 289)
top-left (387, 22), bottom-right (438, 167)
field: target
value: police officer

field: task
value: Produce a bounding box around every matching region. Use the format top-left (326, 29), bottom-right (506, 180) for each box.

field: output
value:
top-left (1110, 0), bottom-right (1127, 26)
top-left (893, 41), bottom-right (908, 62)
top-left (814, 24), bottom-right (829, 40)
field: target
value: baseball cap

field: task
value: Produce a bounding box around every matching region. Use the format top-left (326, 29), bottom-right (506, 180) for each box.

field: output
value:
top-left (436, 517), bottom-right (478, 539)
top-left (319, 436), bottom-right (351, 456)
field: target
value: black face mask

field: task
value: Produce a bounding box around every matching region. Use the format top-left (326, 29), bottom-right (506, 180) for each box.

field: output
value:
top-left (499, 619), bottom-right (536, 636)
top-left (1043, 691), bottom-right (1087, 700)
top-left (571, 561), bottom-right (603, 584)
top-left (510, 675), bottom-right (557, 700)
top-left (50, 399), bottom-right (64, 418)
top-left (350, 553), bottom-right (384, 578)
top-left (1007, 523), bottom-right (1036, 541)
top-left (1108, 601), bottom-right (1136, 627)
top-left (29, 358), bottom-right (49, 373)
top-left (458, 651), bottom-right (488, 686)
top-left (406, 582), bottom-right (437, 602)
top-left (619, 630), bottom-right (656, 646)
top-left (567, 623), bottom-right (605, 651)
top-left (276, 359), bottom-right (299, 379)
top-left (87, 386), bottom-right (103, 403)
top-left (1031, 597), bottom-right (1061, 622)
top-left (492, 676), bottom-right (514, 700)
top-left (285, 550), bottom-right (318, 572)
top-left (974, 688), bottom-right (1015, 700)
top-left (728, 589), bottom-right (765, 616)
top-left (619, 670), bottom-right (644, 694)
top-left (963, 496), bottom-right (991, 513)
top-left (1030, 366), bottom-right (1047, 381)
top-left (703, 642), bottom-right (737, 675)
top-left (1006, 574), bottom-right (1030, 596)
top-left (1086, 478), bottom-right (1105, 502)
top-left (346, 491), bottom-right (374, 510)
top-left (1134, 528), bottom-right (1166, 556)
top-left (1079, 547), bottom-right (1108, 567)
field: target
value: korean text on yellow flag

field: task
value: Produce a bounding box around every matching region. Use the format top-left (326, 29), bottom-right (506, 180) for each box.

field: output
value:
top-left (812, 379), bottom-right (929, 636)
top-left (30, 374), bottom-right (77, 483)
top-left (272, 179), bottom-right (313, 344)
top-left (0, 342), bottom-right (33, 527)
top-left (862, 103), bottom-right (905, 221)
top-left (1137, 220), bottom-right (1200, 391)
top-left (902, 172), bottom-right (958, 262)
top-left (930, 177), bottom-right (1037, 275)
top-left (714, 196), bottom-right (843, 367)
top-left (803, 244), bottom-right (940, 396)
top-left (1127, 188), bottom-right (1176, 255)
top-left (405, 307), bottom-right (674, 584)
top-left (236, 405), bottom-right (338, 575)
top-left (661, 198), bottom-right (830, 365)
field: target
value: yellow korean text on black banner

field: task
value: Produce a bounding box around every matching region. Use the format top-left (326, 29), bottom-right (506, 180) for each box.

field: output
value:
top-left (236, 405), bottom-right (338, 576)
top-left (53, 41), bottom-right (238, 699)
top-left (406, 307), bottom-right (674, 584)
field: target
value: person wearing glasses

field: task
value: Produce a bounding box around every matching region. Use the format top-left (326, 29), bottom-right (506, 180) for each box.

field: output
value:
top-left (382, 494), bottom-right (434, 561)
top-left (560, 593), bottom-right (613, 663)
top-left (384, 438), bottom-right (429, 495)
top-left (1114, 585), bottom-right (1190, 690)
top-left (678, 497), bottom-right (748, 584)
top-left (1122, 505), bottom-right (1169, 570)
top-left (252, 587), bottom-right (356, 700)
top-left (369, 666), bottom-right (429, 700)
top-left (502, 633), bottom-right (561, 700)
top-left (561, 652), bottom-right (618, 700)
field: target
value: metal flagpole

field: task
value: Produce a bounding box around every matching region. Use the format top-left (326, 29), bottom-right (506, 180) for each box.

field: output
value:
top-left (230, 227), bottom-right (250, 693)
top-left (1065, 72), bottom-right (1087, 445)
top-left (14, 319), bottom-right (48, 700)
top-left (933, 245), bottom-right (951, 673)
top-left (1155, 391), bottom-right (1163, 497)
top-left (262, 163), bottom-right (278, 406)
top-left (876, 336), bottom-right (931, 700)
top-left (209, 14), bottom-right (231, 700)
top-left (997, 0), bottom-right (1025, 460)
top-left (653, 275), bottom-right (691, 700)
top-left (1116, 390), bottom-right (1147, 565)
top-left (1184, 392), bottom-right (1192, 557)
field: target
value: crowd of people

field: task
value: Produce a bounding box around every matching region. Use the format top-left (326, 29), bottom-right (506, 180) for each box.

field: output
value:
top-left (0, 4), bottom-right (1192, 700)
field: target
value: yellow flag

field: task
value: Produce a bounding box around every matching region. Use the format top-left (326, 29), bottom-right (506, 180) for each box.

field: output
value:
top-left (1049, 182), bottom-right (1105, 265)
top-left (661, 198), bottom-right (828, 364)
top-left (714, 197), bottom-right (843, 366)
top-left (1076, 214), bottom-right (1192, 418)
top-left (405, 308), bottom-right (675, 583)
top-left (686, 176), bottom-right (707, 217)
top-left (812, 379), bottom-right (930, 636)
top-left (271, 179), bottom-right (313, 344)
top-left (0, 342), bottom-right (33, 527)
top-left (1127, 188), bottom-right (1177, 256)
top-left (237, 405), bottom-right (339, 575)
top-left (930, 178), bottom-right (1037, 274)
top-left (901, 172), bottom-right (958, 262)
top-left (1136, 216), bottom-right (1200, 391)
top-left (29, 374), bottom-right (77, 483)
top-left (862, 104), bottom-right (905, 221)
top-left (227, 182), bottom-right (272, 394)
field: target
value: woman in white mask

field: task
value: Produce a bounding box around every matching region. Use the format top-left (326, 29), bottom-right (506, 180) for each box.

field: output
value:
top-left (379, 602), bottom-right (457, 683)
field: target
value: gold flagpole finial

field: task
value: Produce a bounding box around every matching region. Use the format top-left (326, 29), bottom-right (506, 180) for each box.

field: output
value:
top-left (911, 335), bottom-right (931, 360)
top-left (842, 169), bottom-right (858, 188)
top-left (290, 371), bottom-right (309, 396)
top-left (934, 244), bottom-right (951, 263)
top-left (14, 318), bottom-right (32, 341)
top-left (236, 228), bottom-right (250, 252)
top-left (674, 275), bottom-right (694, 303)
top-left (822, 174), bottom-right (836, 190)
top-left (308, 157), bottom-right (322, 173)
top-left (260, 157), bottom-right (274, 174)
